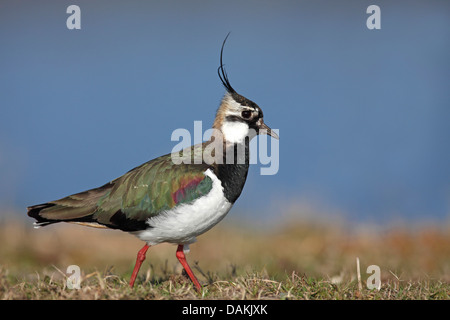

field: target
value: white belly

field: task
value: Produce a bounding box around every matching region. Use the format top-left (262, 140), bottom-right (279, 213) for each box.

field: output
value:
top-left (132, 169), bottom-right (232, 245)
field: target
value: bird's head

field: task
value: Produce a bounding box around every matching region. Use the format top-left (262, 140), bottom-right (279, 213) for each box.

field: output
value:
top-left (212, 34), bottom-right (279, 145)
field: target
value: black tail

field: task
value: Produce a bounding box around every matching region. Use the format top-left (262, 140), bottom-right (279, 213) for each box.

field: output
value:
top-left (27, 203), bottom-right (59, 227)
top-left (26, 182), bottom-right (114, 228)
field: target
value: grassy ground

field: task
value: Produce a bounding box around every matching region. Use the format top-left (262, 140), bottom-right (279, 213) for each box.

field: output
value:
top-left (0, 216), bottom-right (449, 299)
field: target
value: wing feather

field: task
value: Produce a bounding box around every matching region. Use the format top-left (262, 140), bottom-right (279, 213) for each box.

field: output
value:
top-left (27, 143), bottom-right (215, 231)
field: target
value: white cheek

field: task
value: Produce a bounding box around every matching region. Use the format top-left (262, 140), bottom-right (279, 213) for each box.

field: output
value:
top-left (221, 121), bottom-right (250, 144)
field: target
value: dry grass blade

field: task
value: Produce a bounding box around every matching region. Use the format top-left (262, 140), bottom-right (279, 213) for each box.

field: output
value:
top-left (0, 219), bottom-right (449, 299)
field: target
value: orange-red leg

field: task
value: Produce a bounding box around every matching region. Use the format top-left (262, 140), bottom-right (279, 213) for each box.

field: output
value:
top-left (129, 244), bottom-right (150, 287)
top-left (176, 245), bottom-right (202, 292)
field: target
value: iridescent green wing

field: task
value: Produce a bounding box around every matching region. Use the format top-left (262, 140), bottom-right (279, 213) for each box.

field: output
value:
top-left (28, 143), bottom-right (214, 231)
top-left (93, 145), bottom-right (213, 230)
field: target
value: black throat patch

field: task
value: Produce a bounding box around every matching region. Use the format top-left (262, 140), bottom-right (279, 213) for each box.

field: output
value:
top-left (213, 139), bottom-right (250, 204)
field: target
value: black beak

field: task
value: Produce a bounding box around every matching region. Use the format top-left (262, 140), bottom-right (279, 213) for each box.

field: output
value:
top-left (258, 122), bottom-right (279, 140)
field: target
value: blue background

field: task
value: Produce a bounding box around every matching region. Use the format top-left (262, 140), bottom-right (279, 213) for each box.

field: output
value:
top-left (1, 0), bottom-right (449, 224)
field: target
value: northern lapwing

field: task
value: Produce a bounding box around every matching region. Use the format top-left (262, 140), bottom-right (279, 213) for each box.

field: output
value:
top-left (27, 35), bottom-right (279, 292)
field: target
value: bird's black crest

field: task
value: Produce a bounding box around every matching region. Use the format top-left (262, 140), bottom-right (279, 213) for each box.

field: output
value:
top-left (218, 33), bottom-right (236, 94)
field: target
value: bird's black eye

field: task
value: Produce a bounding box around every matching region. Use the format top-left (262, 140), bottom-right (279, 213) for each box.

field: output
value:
top-left (241, 110), bottom-right (252, 119)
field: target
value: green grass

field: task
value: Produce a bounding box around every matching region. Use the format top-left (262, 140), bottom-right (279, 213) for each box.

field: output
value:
top-left (1, 217), bottom-right (449, 300)
top-left (2, 266), bottom-right (449, 300)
